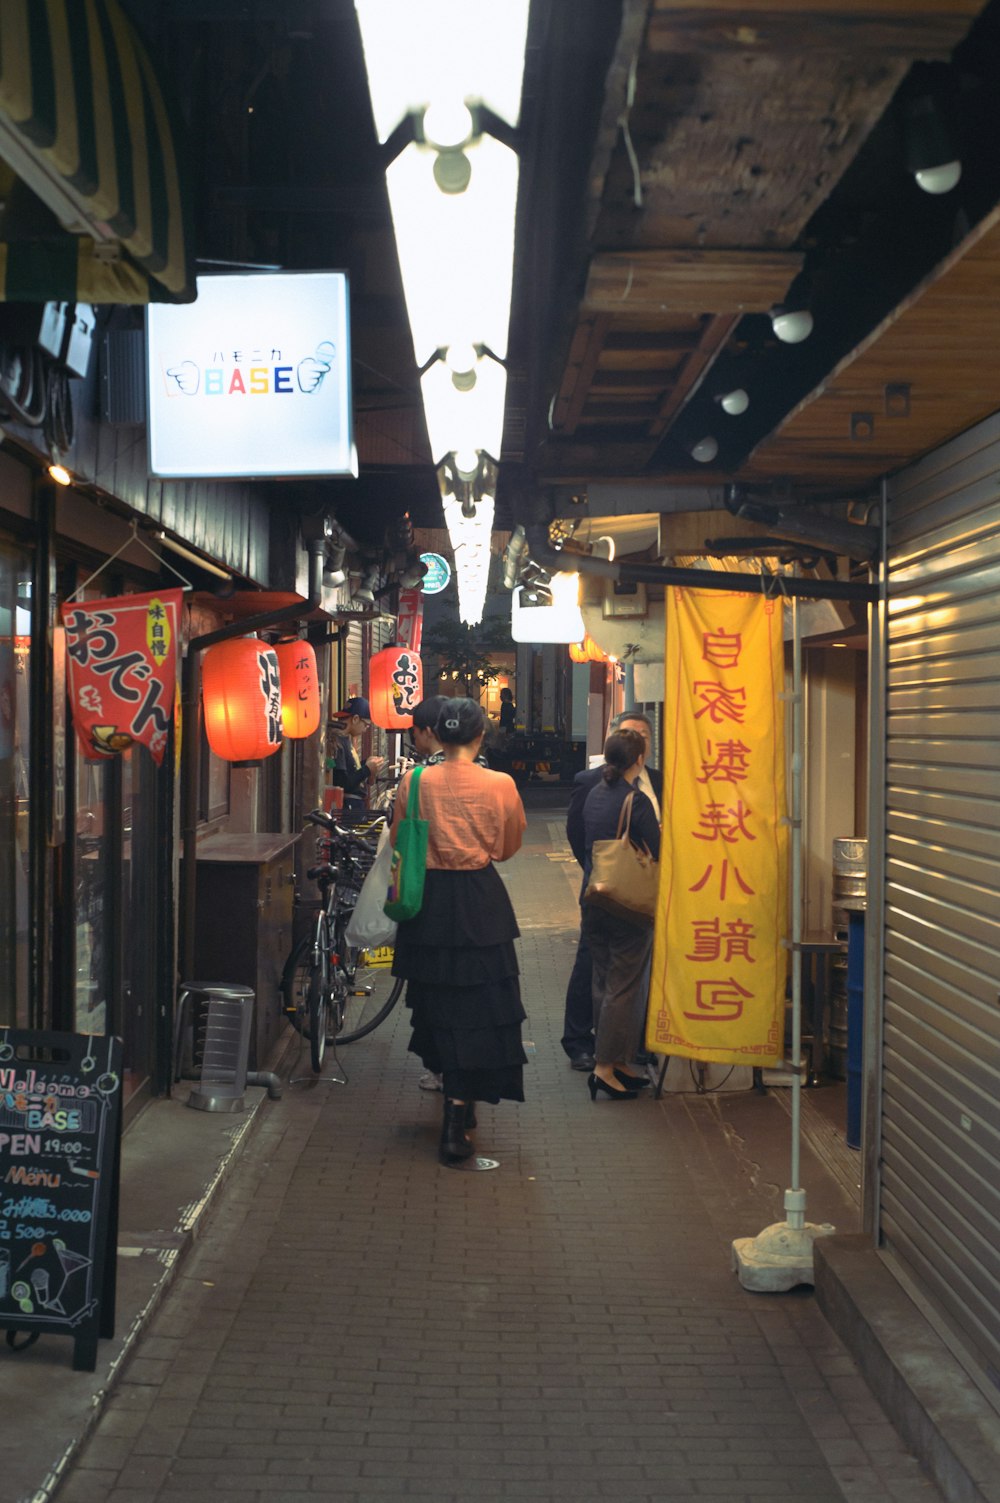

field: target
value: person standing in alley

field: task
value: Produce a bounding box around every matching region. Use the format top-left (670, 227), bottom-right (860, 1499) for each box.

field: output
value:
top-left (327, 696), bottom-right (384, 807)
top-left (389, 697), bottom-right (527, 1166)
top-left (498, 685), bottom-right (516, 733)
top-left (581, 727), bottom-right (661, 1098)
top-left (561, 709), bottom-right (662, 1070)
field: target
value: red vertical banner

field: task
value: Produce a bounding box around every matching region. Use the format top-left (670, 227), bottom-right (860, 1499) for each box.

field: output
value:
top-left (396, 588), bottom-right (424, 652)
top-left (60, 589), bottom-right (183, 766)
top-left (646, 588), bottom-right (788, 1066)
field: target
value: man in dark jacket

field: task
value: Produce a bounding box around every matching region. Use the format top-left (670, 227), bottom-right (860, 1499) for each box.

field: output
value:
top-left (561, 709), bottom-right (662, 1069)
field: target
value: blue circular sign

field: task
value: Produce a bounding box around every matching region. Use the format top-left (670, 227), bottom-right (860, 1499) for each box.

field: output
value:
top-left (419, 552), bottom-right (452, 595)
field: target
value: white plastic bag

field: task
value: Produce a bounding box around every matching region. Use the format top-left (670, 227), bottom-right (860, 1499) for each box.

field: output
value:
top-left (344, 825), bottom-right (398, 949)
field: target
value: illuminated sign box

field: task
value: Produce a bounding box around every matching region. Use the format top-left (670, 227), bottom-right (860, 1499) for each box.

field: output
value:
top-left (146, 272), bottom-right (356, 478)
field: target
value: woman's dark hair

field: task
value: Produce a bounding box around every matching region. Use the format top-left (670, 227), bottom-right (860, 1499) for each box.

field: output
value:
top-left (601, 728), bottom-right (646, 784)
top-left (436, 697), bottom-right (487, 746)
top-left (412, 695), bottom-right (448, 733)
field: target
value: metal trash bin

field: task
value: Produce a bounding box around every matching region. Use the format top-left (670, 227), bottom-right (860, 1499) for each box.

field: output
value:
top-left (175, 981), bottom-right (255, 1112)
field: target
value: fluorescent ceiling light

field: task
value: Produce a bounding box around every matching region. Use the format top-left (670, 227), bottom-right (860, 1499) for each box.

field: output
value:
top-left (355, 0), bottom-right (530, 142)
top-left (386, 135), bottom-right (518, 364)
top-left (420, 353), bottom-right (507, 466)
top-left (511, 572), bottom-right (586, 644)
top-left (443, 494), bottom-right (494, 626)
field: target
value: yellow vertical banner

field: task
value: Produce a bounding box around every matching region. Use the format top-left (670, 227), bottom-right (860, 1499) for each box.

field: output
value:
top-left (647, 588), bottom-right (788, 1066)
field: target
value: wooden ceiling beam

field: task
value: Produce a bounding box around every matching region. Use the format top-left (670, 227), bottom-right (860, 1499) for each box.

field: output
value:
top-left (647, 0), bottom-right (984, 58)
top-left (648, 313), bottom-right (739, 439)
top-left (583, 250), bottom-right (803, 314)
top-left (550, 313), bottom-right (614, 435)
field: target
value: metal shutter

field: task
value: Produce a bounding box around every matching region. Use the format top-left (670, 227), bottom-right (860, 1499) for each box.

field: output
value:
top-left (883, 413), bottom-right (1000, 1393)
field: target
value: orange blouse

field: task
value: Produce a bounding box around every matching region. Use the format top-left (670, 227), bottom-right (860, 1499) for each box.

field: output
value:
top-left (390, 761), bottom-right (526, 869)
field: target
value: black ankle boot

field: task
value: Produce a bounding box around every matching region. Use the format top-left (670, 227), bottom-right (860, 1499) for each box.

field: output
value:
top-left (440, 1099), bottom-right (475, 1165)
top-left (464, 1101), bottom-right (477, 1130)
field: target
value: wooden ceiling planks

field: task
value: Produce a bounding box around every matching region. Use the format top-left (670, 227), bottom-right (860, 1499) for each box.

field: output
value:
top-left (583, 250), bottom-right (803, 314)
top-left (744, 216), bottom-right (1000, 485)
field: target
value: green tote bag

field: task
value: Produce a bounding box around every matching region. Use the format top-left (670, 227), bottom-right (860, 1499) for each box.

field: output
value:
top-left (383, 765), bottom-right (429, 921)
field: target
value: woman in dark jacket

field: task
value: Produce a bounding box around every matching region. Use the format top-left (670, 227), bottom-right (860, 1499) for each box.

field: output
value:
top-left (581, 728), bottom-right (661, 1099)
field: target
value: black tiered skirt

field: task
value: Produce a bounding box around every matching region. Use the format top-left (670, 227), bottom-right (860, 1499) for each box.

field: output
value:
top-left (391, 865), bottom-right (526, 1103)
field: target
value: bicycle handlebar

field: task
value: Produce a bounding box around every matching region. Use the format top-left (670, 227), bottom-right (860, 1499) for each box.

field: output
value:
top-left (305, 809), bottom-right (380, 854)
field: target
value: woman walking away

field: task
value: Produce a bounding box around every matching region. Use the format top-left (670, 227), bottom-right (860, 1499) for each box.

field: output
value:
top-left (390, 698), bottom-right (527, 1165)
top-left (581, 728), bottom-right (661, 1100)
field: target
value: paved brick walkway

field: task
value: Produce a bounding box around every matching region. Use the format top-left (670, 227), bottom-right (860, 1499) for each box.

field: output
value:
top-left (57, 806), bottom-right (944, 1503)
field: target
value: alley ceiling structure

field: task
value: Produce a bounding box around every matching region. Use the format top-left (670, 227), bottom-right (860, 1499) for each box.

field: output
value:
top-left (123, 0), bottom-right (1000, 534)
top-left (519, 0), bottom-right (1000, 512)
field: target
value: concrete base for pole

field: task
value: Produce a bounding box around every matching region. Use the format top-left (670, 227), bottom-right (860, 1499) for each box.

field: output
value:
top-left (732, 1218), bottom-right (837, 1291)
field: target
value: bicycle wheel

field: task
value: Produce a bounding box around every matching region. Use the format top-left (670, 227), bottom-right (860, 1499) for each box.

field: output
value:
top-left (280, 935), bottom-right (312, 1035)
top-left (308, 957), bottom-right (330, 1072)
top-left (335, 929), bottom-right (404, 1043)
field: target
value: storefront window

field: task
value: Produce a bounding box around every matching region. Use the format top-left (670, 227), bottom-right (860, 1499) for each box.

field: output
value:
top-left (0, 547), bottom-right (31, 1027)
top-left (73, 758), bottom-right (111, 1036)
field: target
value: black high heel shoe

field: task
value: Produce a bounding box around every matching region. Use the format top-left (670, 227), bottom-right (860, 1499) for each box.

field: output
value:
top-left (614, 1068), bottom-right (650, 1090)
top-left (588, 1073), bottom-right (638, 1101)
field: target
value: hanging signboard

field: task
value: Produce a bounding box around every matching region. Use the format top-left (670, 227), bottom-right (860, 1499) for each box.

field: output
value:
top-left (647, 588), bottom-right (788, 1066)
top-left (60, 589), bottom-right (183, 766)
top-left (419, 552), bottom-right (451, 595)
top-left (396, 588), bottom-right (424, 652)
top-left (146, 272), bottom-right (356, 478)
top-left (0, 1028), bottom-right (123, 1372)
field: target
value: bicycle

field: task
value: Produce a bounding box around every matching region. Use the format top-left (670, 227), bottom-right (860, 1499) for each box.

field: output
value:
top-left (280, 808), bottom-right (404, 1071)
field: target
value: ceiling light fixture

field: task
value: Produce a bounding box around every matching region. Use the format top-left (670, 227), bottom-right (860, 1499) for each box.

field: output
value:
top-left (48, 462), bottom-right (72, 486)
top-left (691, 436), bottom-right (719, 464)
top-left (904, 93), bottom-right (962, 195)
top-left (771, 306), bottom-right (814, 344)
top-left (718, 388), bottom-right (750, 416)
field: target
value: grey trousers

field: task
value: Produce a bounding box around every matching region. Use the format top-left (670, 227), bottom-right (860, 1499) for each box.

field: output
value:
top-left (581, 906), bottom-right (654, 1065)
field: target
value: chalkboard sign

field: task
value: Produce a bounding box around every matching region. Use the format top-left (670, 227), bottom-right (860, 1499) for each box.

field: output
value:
top-left (0, 1028), bottom-right (122, 1372)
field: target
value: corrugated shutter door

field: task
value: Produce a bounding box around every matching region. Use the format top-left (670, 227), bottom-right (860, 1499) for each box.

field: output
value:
top-left (344, 622), bottom-right (364, 701)
top-left (884, 412), bottom-right (1000, 1390)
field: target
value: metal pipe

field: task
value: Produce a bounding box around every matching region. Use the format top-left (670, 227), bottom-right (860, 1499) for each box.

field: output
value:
top-left (533, 547), bottom-right (878, 602)
top-left (789, 592), bottom-right (804, 1206)
top-left (861, 480), bottom-right (888, 1241)
top-left (178, 541), bottom-right (326, 988)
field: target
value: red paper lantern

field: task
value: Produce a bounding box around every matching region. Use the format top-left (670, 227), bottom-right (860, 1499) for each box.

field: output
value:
top-left (202, 638), bottom-right (283, 761)
top-left (274, 639), bottom-right (320, 739)
top-left (369, 645), bottom-right (423, 729)
top-left (568, 641), bottom-right (589, 663)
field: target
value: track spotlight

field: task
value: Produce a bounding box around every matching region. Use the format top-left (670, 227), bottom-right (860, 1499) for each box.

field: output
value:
top-left (351, 565), bottom-right (379, 605)
top-left (691, 436), bottom-right (719, 464)
top-left (502, 525), bottom-right (529, 590)
top-left (398, 555), bottom-right (428, 589)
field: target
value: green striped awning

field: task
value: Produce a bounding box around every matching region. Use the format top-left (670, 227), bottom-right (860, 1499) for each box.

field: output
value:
top-left (0, 0), bottom-right (193, 303)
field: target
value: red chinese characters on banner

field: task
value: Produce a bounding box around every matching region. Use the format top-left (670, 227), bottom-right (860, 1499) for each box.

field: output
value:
top-left (396, 588), bottom-right (424, 652)
top-left (647, 590), bottom-right (788, 1066)
top-left (60, 589), bottom-right (183, 766)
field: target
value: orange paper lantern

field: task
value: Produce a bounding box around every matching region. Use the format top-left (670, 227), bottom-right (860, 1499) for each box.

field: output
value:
top-left (275, 639), bottom-right (320, 738)
top-left (569, 635), bottom-right (606, 664)
top-left (369, 645), bottom-right (423, 729)
top-left (202, 638), bottom-right (283, 761)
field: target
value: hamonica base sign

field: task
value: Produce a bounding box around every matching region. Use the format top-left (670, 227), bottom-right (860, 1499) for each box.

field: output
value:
top-left (0, 1029), bottom-right (123, 1372)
